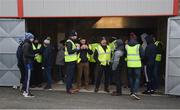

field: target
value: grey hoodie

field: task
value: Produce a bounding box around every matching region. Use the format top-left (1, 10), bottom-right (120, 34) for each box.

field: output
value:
top-left (111, 39), bottom-right (124, 71)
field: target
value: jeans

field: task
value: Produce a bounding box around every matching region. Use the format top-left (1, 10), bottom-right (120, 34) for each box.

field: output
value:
top-left (95, 65), bottom-right (110, 89)
top-left (128, 68), bottom-right (141, 94)
top-left (44, 66), bottom-right (52, 87)
top-left (23, 63), bottom-right (33, 93)
top-left (66, 62), bottom-right (76, 91)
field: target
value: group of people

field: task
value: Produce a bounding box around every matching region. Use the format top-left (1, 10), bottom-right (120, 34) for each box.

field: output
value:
top-left (16, 30), bottom-right (163, 100)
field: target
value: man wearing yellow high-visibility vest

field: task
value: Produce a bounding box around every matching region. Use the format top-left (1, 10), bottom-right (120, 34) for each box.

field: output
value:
top-left (89, 42), bottom-right (99, 84)
top-left (64, 30), bottom-right (79, 94)
top-left (31, 38), bottom-right (43, 87)
top-left (76, 38), bottom-right (93, 90)
top-left (94, 37), bottom-right (112, 93)
top-left (125, 39), bottom-right (144, 100)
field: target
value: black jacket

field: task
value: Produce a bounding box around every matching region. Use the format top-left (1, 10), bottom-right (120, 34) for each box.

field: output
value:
top-left (16, 42), bottom-right (24, 66)
top-left (78, 45), bottom-right (93, 63)
top-left (144, 36), bottom-right (157, 65)
top-left (42, 45), bottom-right (53, 67)
top-left (22, 39), bottom-right (35, 64)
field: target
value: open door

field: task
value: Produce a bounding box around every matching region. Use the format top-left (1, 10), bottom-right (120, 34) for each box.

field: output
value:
top-left (0, 19), bottom-right (25, 86)
top-left (166, 17), bottom-right (180, 96)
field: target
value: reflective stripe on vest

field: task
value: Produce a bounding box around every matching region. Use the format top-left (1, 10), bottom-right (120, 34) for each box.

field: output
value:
top-left (89, 43), bottom-right (99, 63)
top-left (109, 40), bottom-right (116, 55)
top-left (126, 44), bottom-right (142, 68)
top-left (64, 39), bottom-right (77, 62)
top-left (154, 41), bottom-right (160, 46)
top-left (154, 41), bottom-right (162, 62)
top-left (32, 43), bottom-right (42, 63)
top-left (97, 45), bottom-right (111, 66)
top-left (155, 54), bottom-right (161, 62)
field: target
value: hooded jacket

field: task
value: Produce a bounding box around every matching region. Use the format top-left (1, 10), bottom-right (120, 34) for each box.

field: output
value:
top-left (111, 39), bottom-right (124, 70)
top-left (22, 39), bottom-right (35, 64)
top-left (144, 36), bottom-right (157, 65)
top-left (43, 44), bottom-right (53, 67)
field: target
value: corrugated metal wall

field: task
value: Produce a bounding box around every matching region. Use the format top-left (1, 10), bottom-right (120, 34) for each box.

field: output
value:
top-left (0, 19), bottom-right (25, 86)
top-left (166, 17), bottom-right (180, 96)
top-left (23, 0), bottom-right (174, 17)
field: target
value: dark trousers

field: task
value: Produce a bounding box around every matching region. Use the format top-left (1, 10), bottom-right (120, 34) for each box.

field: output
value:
top-left (18, 64), bottom-right (25, 84)
top-left (147, 64), bottom-right (155, 91)
top-left (89, 62), bottom-right (97, 84)
top-left (44, 66), bottom-right (52, 87)
top-left (31, 62), bottom-right (43, 86)
top-left (95, 65), bottom-right (110, 89)
top-left (66, 61), bottom-right (76, 91)
top-left (153, 61), bottom-right (160, 90)
top-left (128, 68), bottom-right (141, 94)
top-left (56, 65), bottom-right (64, 81)
top-left (23, 63), bottom-right (33, 93)
top-left (113, 67), bottom-right (122, 94)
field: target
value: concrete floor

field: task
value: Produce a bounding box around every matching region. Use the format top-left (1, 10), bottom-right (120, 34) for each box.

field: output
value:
top-left (0, 86), bottom-right (180, 109)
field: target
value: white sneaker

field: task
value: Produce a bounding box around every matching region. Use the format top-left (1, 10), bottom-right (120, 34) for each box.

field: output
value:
top-left (23, 91), bottom-right (35, 98)
top-left (12, 85), bottom-right (18, 89)
top-left (130, 94), bottom-right (140, 100)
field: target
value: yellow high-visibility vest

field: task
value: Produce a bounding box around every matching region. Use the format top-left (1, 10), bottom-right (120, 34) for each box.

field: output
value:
top-left (109, 40), bottom-right (116, 55)
top-left (89, 43), bottom-right (99, 63)
top-left (154, 41), bottom-right (162, 62)
top-left (96, 45), bottom-right (111, 66)
top-left (77, 52), bottom-right (90, 63)
top-left (125, 44), bottom-right (142, 68)
top-left (32, 43), bottom-right (42, 63)
top-left (64, 39), bottom-right (77, 62)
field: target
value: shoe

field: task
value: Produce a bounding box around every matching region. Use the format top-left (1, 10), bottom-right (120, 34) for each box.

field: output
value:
top-left (67, 89), bottom-right (76, 94)
top-left (150, 90), bottom-right (155, 94)
top-left (94, 88), bottom-right (99, 93)
top-left (44, 86), bottom-right (52, 90)
top-left (130, 94), bottom-right (140, 100)
top-left (23, 91), bottom-right (35, 98)
top-left (57, 81), bottom-right (64, 85)
top-left (111, 91), bottom-right (122, 96)
top-left (104, 88), bottom-right (110, 93)
top-left (84, 86), bottom-right (90, 91)
top-left (142, 90), bottom-right (151, 94)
